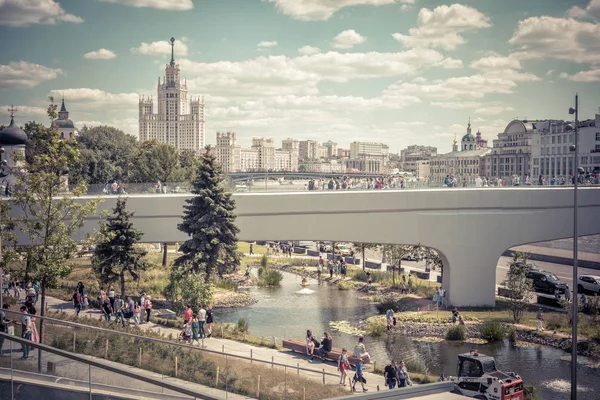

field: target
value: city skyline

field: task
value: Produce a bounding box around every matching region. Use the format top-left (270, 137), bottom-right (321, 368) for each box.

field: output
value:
top-left (1, 0), bottom-right (599, 153)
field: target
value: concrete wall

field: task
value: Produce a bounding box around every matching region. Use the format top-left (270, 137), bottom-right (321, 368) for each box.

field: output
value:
top-left (7, 187), bottom-right (600, 307)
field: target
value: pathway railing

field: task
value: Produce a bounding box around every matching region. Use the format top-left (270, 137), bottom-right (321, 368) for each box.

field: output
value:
top-left (0, 331), bottom-right (214, 400)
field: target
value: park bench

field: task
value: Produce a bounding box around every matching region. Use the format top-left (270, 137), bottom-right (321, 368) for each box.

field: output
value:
top-left (282, 338), bottom-right (362, 366)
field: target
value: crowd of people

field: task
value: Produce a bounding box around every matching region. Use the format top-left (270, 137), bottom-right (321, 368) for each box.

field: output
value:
top-left (0, 280), bottom-right (40, 359)
top-left (179, 304), bottom-right (214, 345)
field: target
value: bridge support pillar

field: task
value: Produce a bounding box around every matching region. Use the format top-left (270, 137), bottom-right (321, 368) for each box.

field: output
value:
top-left (440, 245), bottom-right (499, 308)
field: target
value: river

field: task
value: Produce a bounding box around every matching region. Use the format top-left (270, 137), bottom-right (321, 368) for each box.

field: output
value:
top-left (217, 271), bottom-right (599, 399)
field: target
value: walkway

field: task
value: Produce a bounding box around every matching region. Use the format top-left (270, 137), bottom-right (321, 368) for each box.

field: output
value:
top-left (43, 295), bottom-right (385, 393)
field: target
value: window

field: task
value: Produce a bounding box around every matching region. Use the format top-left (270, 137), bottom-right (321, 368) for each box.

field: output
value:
top-left (557, 136), bottom-right (561, 144)
top-left (552, 136), bottom-right (556, 144)
top-left (581, 156), bottom-right (588, 165)
top-left (596, 132), bottom-right (600, 141)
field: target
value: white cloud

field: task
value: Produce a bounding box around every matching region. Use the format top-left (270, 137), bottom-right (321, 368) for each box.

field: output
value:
top-left (567, 0), bottom-right (600, 21)
top-left (257, 41), bottom-right (278, 48)
top-left (0, 0), bottom-right (83, 27)
top-left (180, 48), bottom-right (461, 97)
top-left (475, 105), bottom-right (515, 116)
top-left (560, 69), bottom-right (600, 82)
top-left (331, 29), bottom-right (367, 49)
top-left (470, 56), bottom-right (522, 71)
top-left (298, 46), bottom-right (321, 55)
top-left (509, 16), bottom-right (600, 64)
top-left (0, 61), bottom-right (63, 89)
top-left (0, 105), bottom-right (47, 123)
top-left (392, 4), bottom-right (491, 50)
top-left (470, 55), bottom-right (540, 82)
top-left (131, 39), bottom-right (188, 57)
top-left (83, 49), bottom-right (117, 60)
top-left (546, 70), bottom-right (554, 76)
top-left (48, 88), bottom-right (139, 108)
top-left (263, 0), bottom-right (413, 21)
top-left (383, 75), bottom-right (518, 102)
top-left (98, 0), bottom-right (194, 11)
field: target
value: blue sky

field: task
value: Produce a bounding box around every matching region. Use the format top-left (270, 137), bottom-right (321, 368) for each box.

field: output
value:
top-left (1, 0), bottom-right (599, 153)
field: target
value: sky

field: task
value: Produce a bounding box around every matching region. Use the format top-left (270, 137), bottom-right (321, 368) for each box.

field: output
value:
top-left (1, 0), bottom-right (599, 153)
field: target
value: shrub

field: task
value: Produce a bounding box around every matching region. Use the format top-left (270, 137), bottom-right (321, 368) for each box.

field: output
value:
top-left (479, 321), bottom-right (507, 342)
top-left (404, 358), bottom-right (428, 375)
top-left (544, 313), bottom-right (567, 330)
top-left (236, 317), bottom-right (249, 333)
top-left (257, 269), bottom-right (283, 287)
top-left (365, 318), bottom-right (386, 337)
top-left (375, 299), bottom-right (402, 314)
top-left (507, 327), bottom-right (517, 343)
top-left (445, 325), bottom-right (467, 341)
top-left (337, 281), bottom-right (352, 291)
top-left (216, 279), bottom-right (238, 292)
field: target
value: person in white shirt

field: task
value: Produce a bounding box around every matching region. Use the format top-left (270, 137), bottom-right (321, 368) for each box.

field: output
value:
top-left (20, 306), bottom-right (32, 359)
top-left (475, 175), bottom-right (483, 188)
top-left (198, 305), bottom-right (207, 338)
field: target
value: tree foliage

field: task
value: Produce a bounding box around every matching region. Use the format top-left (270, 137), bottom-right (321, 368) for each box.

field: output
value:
top-left (134, 140), bottom-right (183, 185)
top-left (12, 97), bottom-right (101, 366)
top-left (352, 242), bottom-right (378, 271)
top-left (92, 197), bottom-right (149, 297)
top-left (173, 146), bottom-right (240, 282)
top-left (502, 252), bottom-right (534, 322)
top-left (164, 268), bottom-right (214, 313)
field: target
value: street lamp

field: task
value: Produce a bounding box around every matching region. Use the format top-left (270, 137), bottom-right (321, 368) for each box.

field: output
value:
top-left (568, 94), bottom-right (579, 400)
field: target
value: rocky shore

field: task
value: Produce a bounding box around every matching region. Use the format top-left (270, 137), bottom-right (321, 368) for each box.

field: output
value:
top-left (213, 289), bottom-right (258, 309)
top-left (394, 322), bottom-right (600, 360)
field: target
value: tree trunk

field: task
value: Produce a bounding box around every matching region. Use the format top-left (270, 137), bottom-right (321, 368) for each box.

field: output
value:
top-left (162, 243), bottom-right (168, 267)
top-left (392, 263), bottom-right (395, 288)
top-left (120, 269), bottom-right (126, 298)
top-left (38, 281), bottom-right (46, 372)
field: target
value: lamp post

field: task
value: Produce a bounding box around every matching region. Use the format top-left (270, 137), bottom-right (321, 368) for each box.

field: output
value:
top-left (568, 94), bottom-right (579, 400)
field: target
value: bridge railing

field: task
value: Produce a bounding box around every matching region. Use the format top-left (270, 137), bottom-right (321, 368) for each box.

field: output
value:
top-left (78, 179), bottom-right (599, 196)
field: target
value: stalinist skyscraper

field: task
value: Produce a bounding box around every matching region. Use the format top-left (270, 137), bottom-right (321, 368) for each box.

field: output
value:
top-left (139, 37), bottom-right (205, 151)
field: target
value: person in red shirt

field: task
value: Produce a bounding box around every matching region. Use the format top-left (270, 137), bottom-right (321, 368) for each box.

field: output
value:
top-left (183, 304), bottom-right (193, 324)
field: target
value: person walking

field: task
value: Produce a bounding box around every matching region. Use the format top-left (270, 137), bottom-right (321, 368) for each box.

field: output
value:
top-left (108, 287), bottom-right (116, 310)
top-left (183, 304), bottom-right (193, 325)
top-left (205, 305), bottom-right (214, 338)
top-left (565, 285), bottom-right (571, 302)
top-left (144, 296), bottom-right (153, 323)
top-left (133, 301), bottom-right (141, 327)
top-left (114, 296), bottom-right (125, 327)
top-left (353, 336), bottom-right (371, 364)
top-left (72, 289), bottom-right (82, 316)
top-left (20, 305), bottom-right (32, 359)
top-left (338, 348), bottom-right (350, 385)
top-left (249, 243), bottom-right (254, 255)
top-left (396, 360), bottom-right (410, 387)
top-left (352, 358), bottom-right (368, 392)
top-left (0, 304), bottom-right (15, 356)
top-left (102, 298), bottom-right (113, 322)
top-left (384, 360), bottom-right (398, 389)
top-left (536, 308), bottom-right (544, 331)
top-left (386, 309), bottom-right (395, 330)
top-left (198, 305), bottom-right (207, 338)
top-left (191, 315), bottom-right (200, 346)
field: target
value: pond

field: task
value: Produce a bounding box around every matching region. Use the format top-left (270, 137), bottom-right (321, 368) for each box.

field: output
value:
top-left (218, 271), bottom-right (599, 400)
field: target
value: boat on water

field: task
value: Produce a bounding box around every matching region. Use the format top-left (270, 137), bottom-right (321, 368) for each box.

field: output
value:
top-left (300, 278), bottom-right (310, 287)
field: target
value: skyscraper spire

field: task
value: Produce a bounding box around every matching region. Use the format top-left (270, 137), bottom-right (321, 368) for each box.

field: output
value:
top-left (170, 37), bottom-right (175, 67)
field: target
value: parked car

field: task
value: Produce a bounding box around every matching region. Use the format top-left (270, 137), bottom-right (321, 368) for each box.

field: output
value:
top-left (334, 244), bottom-right (353, 257)
top-left (577, 275), bottom-right (600, 295)
top-left (526, 270), bottom-right (567, 294)
top-left (319, 241), bottom-right (332, 252)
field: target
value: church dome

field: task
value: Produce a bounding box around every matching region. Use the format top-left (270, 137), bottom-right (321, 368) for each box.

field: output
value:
top-left (53, 119), bottom-right (76, 129)
top-left (462, 132), bottom-right (475, 142)
top-left (0, 116), bottom-right (27, 145)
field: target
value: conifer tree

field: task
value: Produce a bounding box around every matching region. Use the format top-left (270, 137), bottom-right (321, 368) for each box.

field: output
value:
top-left (174, 146), bottom-right (240, 282)
top-left (93, 197), bottom-right (149, 297)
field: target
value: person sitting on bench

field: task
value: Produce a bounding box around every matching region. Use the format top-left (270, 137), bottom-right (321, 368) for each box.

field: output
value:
top-left (318, 332), bottom-right (333, 358)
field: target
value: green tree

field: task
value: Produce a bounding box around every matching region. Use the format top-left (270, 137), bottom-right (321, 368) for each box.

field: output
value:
top-left (352, 242), bottom-right (378, 271)
top-left (382, 245), bottom-right (411, 287)
top-left (164, 268), bottom-right (214, 313)
top-left (173, 145), bottom-right (240, 282)
top-left (179, 148), bottom-right (201, 182)
top-left (502, 252), bottom-right (534, 322)
top-left (135, 140), bottom-right (183, 186)
top-left (74, 125), bottom-right (140, 186)
top-left (92, 197), bottom-right (149, 297)
top-left (12, 97), bottom-right (101, 369)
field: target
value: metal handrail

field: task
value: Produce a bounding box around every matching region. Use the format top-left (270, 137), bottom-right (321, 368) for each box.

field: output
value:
top-left (0, 331), bottom-right (218, 400)
top-left (4, 310), bottom-right (339, 378)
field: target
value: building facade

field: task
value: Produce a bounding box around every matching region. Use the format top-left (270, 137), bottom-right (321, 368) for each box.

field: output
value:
top-left (0, 109), bottom-right (27, 184)
top-left (321, 140), bottom-right (338, 159)
top-left (52, 99), bottom-right (78, 139)
top-left (430, 121), bottom-right (490, 184)
top-left (530, 114), bottom-right (600, 180)
top-left (485, 119), bottom-right (536, 180)
top-left (298, 140), bottom-right (320, 160)
top-left (400, 144), bottom-right (437, 174)
top-left (347, 141), bottom-right (389, 173)
top-left (139, 38), bottom-right (205, 152)
top-left (215, 132), bottom-right (298, 172)
top-left (300, 160), bottom-right (345, 173)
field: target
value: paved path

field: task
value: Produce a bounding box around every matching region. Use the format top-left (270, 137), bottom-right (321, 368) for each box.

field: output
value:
top-left (41, 295), bottom-right (385, 393)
